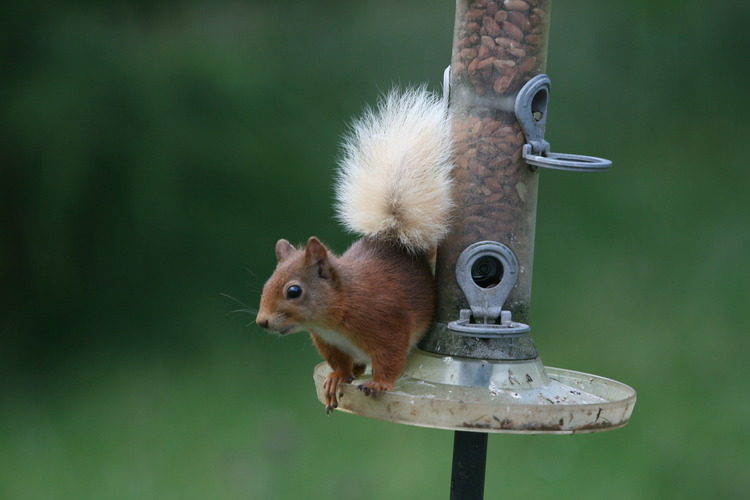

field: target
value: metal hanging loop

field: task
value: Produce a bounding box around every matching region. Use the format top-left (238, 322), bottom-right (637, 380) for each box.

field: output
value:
top-left (515, 74), bottom-right (612, 172)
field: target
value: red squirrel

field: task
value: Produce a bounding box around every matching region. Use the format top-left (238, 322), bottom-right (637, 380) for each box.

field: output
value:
top-left (255, 88), bottom-right (454, 413)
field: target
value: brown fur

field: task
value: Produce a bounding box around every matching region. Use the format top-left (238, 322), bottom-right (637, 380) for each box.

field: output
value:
top-left (256, 236), bottom-right (435, 412)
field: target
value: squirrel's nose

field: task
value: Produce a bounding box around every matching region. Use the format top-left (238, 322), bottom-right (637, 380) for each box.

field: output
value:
top-left (256, 315), bottom-right (269, 330)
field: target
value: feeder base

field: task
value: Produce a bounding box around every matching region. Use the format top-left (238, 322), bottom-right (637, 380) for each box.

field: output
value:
top-left (313, 350), bottom-right (636, 434)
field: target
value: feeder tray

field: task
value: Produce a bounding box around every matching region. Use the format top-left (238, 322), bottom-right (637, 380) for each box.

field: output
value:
top-left (313, 350), bottom-right (635, 434)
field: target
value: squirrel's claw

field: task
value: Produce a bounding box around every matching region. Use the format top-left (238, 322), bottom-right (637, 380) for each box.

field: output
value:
top-left (357, 381), bottom-right (391, 397)
top-left (357, 384), bottom-right (376, 397)
top-left (323, 370), bottom-right (354, 414)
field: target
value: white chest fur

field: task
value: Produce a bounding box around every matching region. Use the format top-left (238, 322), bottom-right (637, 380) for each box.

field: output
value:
top-left (310, 326), bottom-right (371, 365)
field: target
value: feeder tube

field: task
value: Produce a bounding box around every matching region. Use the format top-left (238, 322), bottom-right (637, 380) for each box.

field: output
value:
top-left (419, 0), bottom-right (552, 359)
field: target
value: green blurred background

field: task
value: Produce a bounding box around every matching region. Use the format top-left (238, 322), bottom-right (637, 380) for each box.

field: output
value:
top-left (2, 0), bottom-right (749, 498)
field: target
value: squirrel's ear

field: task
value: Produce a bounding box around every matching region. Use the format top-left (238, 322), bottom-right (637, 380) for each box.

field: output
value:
top-left (305, 236), bottom-right (333, 279)
top-left (304, 236), bottom-right (328, 262)
top-left (275, 239), bottom-right (297, 262)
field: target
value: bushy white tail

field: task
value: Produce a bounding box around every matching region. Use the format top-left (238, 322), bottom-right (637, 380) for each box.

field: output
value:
top-left (334, 87), bottom-right (454, 254)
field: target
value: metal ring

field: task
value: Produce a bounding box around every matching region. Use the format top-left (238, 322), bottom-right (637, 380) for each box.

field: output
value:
top-left (447, 319), bottom-right (530, 338)
top-left (523, 147), bottom-right (612, 172)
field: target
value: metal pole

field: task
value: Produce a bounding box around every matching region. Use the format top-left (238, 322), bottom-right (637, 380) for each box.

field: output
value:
top-left (450, 431), bottom-right (488, 500)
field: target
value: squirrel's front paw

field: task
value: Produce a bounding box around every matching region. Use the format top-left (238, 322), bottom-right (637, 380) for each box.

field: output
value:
top-left (322, 371), bottom-right (354, 414)
top-left (357, 380), bottom-right (392, 397)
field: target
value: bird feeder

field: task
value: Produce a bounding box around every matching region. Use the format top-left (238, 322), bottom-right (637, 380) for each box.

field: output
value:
top-left (312, 0), bottom-right (635, 496)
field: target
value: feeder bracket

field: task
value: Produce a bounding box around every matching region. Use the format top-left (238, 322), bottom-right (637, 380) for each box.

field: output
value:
top-left (448, 241), bottom-right (530, 338)
top-left (515, 74), bottom-right (612, 172)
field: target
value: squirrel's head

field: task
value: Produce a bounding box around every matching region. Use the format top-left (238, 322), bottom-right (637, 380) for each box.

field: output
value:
top-left (255, 236), bottom-right (337, 335)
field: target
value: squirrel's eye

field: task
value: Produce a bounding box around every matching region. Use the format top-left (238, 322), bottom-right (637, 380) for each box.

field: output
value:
top-left (286, 285), bottom-right (302, 299)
